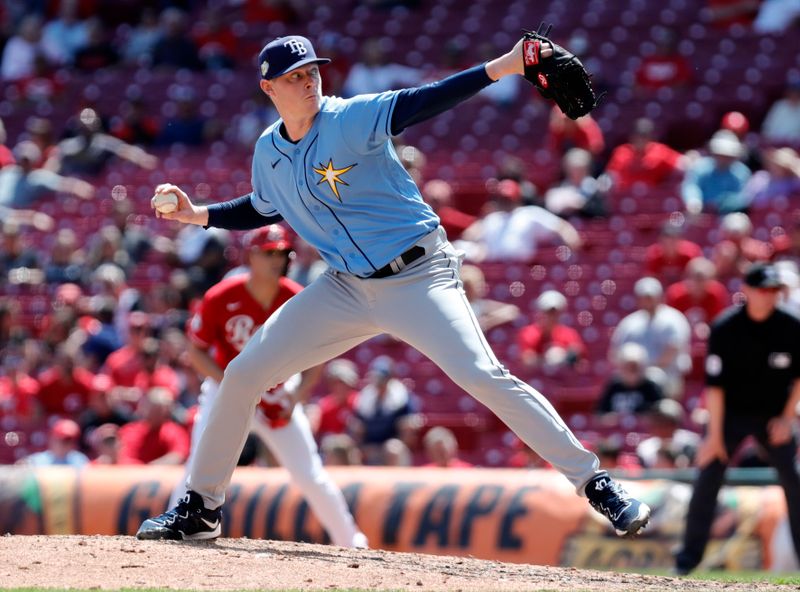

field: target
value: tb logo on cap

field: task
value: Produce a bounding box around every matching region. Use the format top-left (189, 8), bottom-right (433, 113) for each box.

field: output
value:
top-left (284, 39), bottom-right (308, 56)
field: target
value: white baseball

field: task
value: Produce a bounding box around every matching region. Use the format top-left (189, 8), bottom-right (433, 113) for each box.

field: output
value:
top-left (152, 191), bottom-right (179, 214)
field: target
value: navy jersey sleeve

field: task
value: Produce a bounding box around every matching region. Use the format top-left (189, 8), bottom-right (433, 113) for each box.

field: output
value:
top-left (337, 65), bottom-right (496, 153)
top-left (206, 194), bottom-right (283, 230)
top-left (390, 65), bottom-right (495, 134)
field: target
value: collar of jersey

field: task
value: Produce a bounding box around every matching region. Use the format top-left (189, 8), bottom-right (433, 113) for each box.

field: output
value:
top-left (272, 97), bottom-right (328, 148)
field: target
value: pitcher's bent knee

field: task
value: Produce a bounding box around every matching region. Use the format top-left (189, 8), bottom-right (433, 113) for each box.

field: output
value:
top-left (222, 355), bottom-right (280, 401)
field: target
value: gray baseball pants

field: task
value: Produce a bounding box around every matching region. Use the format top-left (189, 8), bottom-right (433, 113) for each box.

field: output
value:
top-left (187, 227), bottom-right (601, 507)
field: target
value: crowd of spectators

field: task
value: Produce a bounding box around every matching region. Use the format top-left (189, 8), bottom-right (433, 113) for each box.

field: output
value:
top-left (1, 0), bottom-right (800, 475)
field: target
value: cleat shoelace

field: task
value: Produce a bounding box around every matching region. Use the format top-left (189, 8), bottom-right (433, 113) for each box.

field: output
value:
top-left (163, 494), bottom-right (192, 526)
top-left (589, 480), bottom-right (632, 521)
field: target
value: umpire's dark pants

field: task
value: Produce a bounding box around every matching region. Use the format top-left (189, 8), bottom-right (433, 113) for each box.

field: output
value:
top-left (676, 417), bottom-right (800, 572)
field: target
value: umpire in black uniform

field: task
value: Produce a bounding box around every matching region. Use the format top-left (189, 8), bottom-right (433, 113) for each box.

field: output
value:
top-left (675, 263), bottom-right (800, 574)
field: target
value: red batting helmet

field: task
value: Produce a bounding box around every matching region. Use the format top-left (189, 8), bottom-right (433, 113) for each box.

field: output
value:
top-left (244, 224), bottom-right (292, 252)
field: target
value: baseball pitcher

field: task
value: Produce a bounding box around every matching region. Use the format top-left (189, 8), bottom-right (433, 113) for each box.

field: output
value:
top-left (137, 31), bottom-right (649, 542)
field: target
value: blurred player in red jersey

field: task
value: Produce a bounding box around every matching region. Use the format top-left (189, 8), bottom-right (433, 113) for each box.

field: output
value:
top-left (170, 224), bottom-right (367, 548)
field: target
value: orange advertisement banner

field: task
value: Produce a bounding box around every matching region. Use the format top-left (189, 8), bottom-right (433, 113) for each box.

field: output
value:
top-left (75, 466), bottom-right (586, 565)
top-left (0, 466), bottom-right (790, 569)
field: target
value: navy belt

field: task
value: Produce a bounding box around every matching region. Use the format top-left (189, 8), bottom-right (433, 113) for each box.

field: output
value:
top-left (369, 245), bottom-right (426, 278)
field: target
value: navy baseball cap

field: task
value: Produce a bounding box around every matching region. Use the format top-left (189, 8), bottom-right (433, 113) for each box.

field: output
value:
top-left (744, 263), bottom-right (783, 289)
top-left (258, 35), bottom-right (330, 80)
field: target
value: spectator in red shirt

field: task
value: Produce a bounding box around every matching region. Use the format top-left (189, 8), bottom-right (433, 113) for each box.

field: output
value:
top-left (635, 28), bottom-right (692, 91)
top-left (132, 337), bottom-right (181, 401)
top-left (605, 118), bottom-right (685, 192)
top-left (712, 212), bottom-right (773, 278)
top-left (314, 359), bottom-right (360, 438)
top-left (517, 290), bottom-right (586, 371)
top-left (421, 179), bottom-right (477, 241)
top-left (645, 222), bottom-right (704, 285)
top-left (666, 257), bottom-right (731, 323)
top-left (0, 349), bottom-right (40, 421)
top-left (36, 345), bottom-right (95, 417)
top-left (422, 427), bottom-right (473, 468)
top-left (118, 387), bottom-right (189, 465)
top-left (103, 311), bottom-right (151, 388)
top-left (547, 106), bottom-right (605, 159)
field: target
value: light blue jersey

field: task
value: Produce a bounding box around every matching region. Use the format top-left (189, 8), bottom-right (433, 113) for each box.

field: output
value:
top-left (250, 92), bottom-right (440, 276)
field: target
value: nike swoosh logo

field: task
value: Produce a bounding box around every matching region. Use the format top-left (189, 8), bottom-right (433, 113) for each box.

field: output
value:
top-left (200, 517), bottom-right (219, 529)
top-left (271, 159), bottom-right (280, 169)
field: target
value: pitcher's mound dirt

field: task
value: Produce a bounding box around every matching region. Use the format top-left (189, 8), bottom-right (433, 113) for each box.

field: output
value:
top-left (0, 535), bottom-right (791, 591)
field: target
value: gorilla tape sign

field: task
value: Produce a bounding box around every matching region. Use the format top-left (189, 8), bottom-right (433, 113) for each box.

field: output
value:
top-left (0, 466), bottom-right (789, 569)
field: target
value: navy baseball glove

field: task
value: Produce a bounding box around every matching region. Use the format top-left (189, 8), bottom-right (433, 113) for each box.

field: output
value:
top-left (521, 23), bottom-right (602, 120)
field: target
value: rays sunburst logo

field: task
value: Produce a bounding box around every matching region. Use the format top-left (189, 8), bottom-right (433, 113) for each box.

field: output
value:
top-left (312, 159), bottom-right (357, 202)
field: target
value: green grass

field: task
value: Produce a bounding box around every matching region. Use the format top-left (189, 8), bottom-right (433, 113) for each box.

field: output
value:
top-left (622, 568), bottom-right (800, 585)
top-left (4, 572), bottom-right (800, 592)
top-left (683, 570), bottom-right (800, 585)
